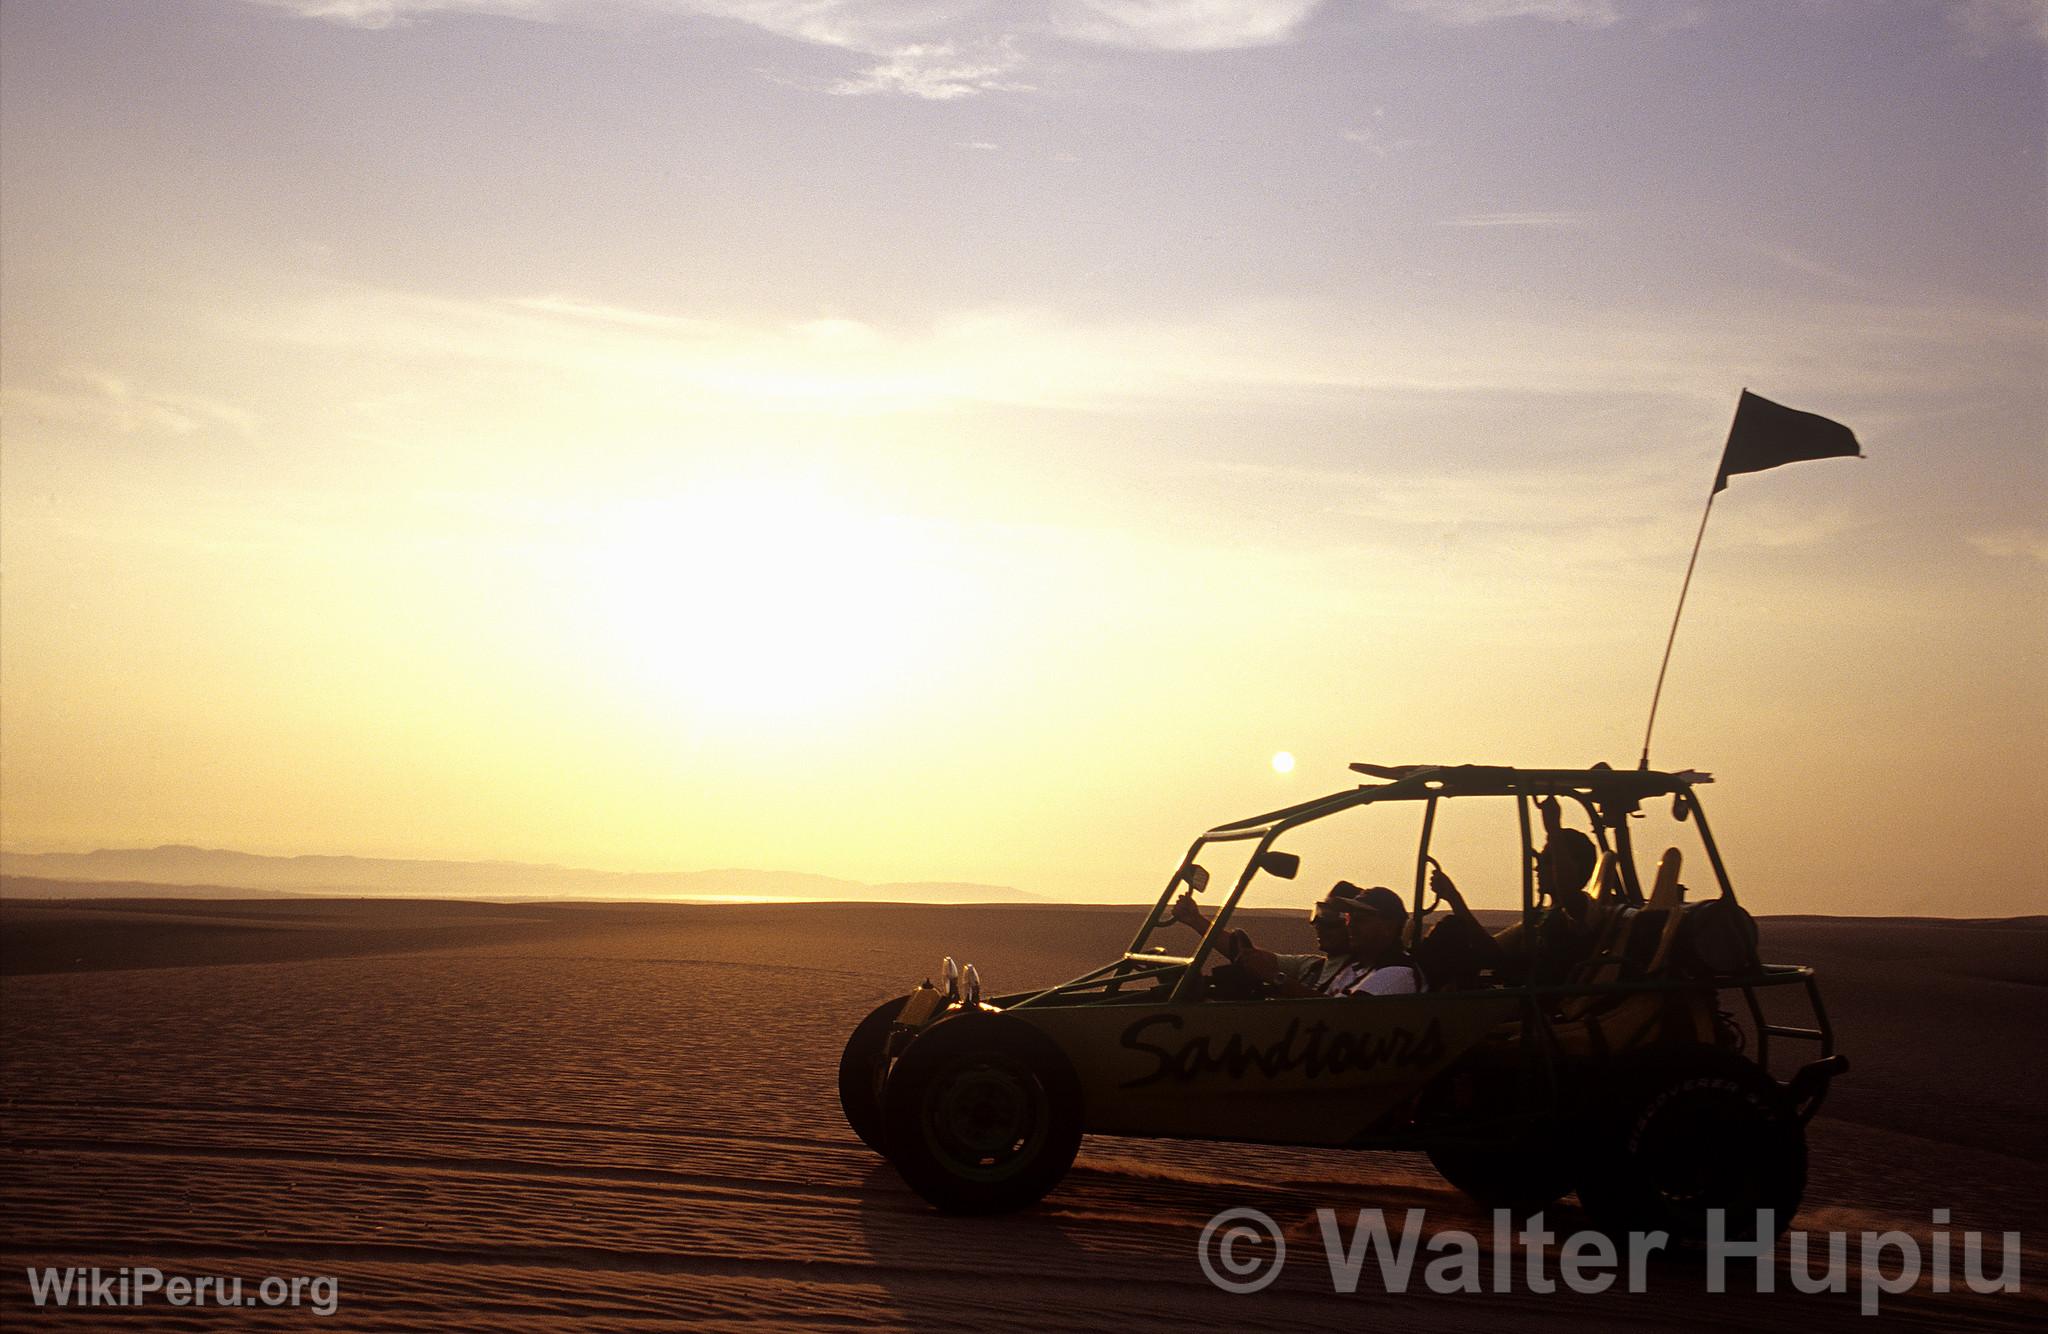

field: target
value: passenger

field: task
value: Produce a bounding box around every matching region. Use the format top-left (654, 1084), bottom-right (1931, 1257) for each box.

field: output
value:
top-left (1437, 801), bottom-right (1601, 984)
top-left (1169, 881), bottom-right (1421, 996)
top-left (1169, 883), bottom-right (1353, 991)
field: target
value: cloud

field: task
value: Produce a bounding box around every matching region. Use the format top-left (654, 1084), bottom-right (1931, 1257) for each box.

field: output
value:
top-left (1341, 125), bottom-right (1421, 158)
top-left (243, 0), bottom-right (1653, 103)
top-left (1968, 527), bottom-right (2048, 564)
top-left (241, 0), bottom-right (536, 28)
top-left (0, 370), bottom-right (258, 444)
top-left (257, 289), bottom-right (1267, 414)
top-left (245, 0), bottom-right (1337, 101)
top-left (686, 1), bottom-right (995, 53)
top-left (1048, 0), bottom-right (1324, 51)
top-left (244, 1), bottom-right (1024, 97)
top-left (1439, 210), bottom-right (1588, 228)
top-left (246, 0), bottom-right (1643, 49)
top-left (829, 38), bottom-right (1029, 98)
top-left (1946, 0), bottom-right (2048, 55)
top-left (243, 1), bottom-right (985, 47)
top-left (1744, 243), bottom-right (1877, 292)
top-left (1385, 0), bottom-right (1621, 26)
top-left (510, 294), bottom-right (729, 334)
top-left (247, 281), bottom-right (2045, 443)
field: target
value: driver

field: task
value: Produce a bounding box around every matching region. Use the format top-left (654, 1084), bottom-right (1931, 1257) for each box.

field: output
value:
top-left (1484, 810), bottom-right (1603, 983)
top-left (1169, 881), bottom-right (1422, 997)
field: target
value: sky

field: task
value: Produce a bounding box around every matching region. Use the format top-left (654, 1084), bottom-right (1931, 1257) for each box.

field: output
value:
top-left (1, 0), bottom-right (2043, 915)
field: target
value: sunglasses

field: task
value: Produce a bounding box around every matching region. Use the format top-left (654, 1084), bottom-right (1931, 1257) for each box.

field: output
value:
top-left (1309, 903), bottom-right (1399, 926)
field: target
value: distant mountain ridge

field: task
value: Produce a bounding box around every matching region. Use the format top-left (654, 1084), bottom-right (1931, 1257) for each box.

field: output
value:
top-left (0, 845), bottom-right (1038, 904)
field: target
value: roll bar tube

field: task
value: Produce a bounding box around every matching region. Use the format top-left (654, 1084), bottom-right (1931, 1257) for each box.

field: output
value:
top-left (1125, 770), bottom-right (1727, 991)
top-left (1679, 787), bottom-right (1740, 903)
top-left (1168, 827), bottom-right (1289, 1003)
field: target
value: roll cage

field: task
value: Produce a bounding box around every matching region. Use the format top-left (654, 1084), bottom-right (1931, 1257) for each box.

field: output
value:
top-left (990, 763), bottom-right (1838, 1116)
top-left (1118, 763), bottom-right (1725, 1003)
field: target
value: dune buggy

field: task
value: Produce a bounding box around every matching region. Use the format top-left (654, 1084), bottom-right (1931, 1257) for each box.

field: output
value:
top-left (840, 763), bottom-right (1846, 1243)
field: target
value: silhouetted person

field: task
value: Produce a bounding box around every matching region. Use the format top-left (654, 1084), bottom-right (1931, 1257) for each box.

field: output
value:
top-left (1429, 798), bottom-right (1602, 984)
top-left (1170, 881), bottom-right (1421, 996)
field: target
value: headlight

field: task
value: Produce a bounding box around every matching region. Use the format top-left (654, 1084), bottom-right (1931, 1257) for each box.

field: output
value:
top-left (941, 956), bottom-right (961, 1001)
top-left (962, 963), bottom-right (982, 1006)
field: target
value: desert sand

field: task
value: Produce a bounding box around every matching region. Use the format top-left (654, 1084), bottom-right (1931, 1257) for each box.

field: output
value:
top-left (2, 897), bottom-right (2042, 1331)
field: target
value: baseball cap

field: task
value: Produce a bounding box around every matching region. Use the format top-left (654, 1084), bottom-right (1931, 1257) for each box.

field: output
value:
top-left (1316, 881), bottom-right (1407, 922)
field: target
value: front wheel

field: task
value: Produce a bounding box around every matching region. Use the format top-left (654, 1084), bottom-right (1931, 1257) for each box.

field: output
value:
top-left (1576, 1045), bottom-right (1806, 1249)
top-left (883, 1014), bottom-right (1083, 1215)
top-left (838, 994), bottom-right (909, 1154)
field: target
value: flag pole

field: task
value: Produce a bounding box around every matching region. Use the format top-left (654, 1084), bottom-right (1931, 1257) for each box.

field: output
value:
top-left (1639, 487), bottom-right (1717, 771)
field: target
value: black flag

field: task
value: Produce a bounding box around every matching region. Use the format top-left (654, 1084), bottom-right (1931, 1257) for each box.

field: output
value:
top-left (1714, 389), bottom-right (1862, 492)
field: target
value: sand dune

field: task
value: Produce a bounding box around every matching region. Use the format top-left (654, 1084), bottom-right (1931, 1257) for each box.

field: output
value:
top-left (2, 901), bottom-right (2042, 1330)
top-left (0, 846), bottom-right (1040, 904)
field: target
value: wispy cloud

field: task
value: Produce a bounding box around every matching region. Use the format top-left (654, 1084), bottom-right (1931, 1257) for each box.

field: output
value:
top-left (243, 0), bottom-right (529, 29)
top-left (245, 1), bottom-right (1024, 97)
top-left (1968, 526), bottom-right (2048, 564)
top-left (245, 281), bottom-right (2047, 435)
top-left (829, 38), bottom-right (1029, 99)
top-left (243, 0), bottom-right (1658, 100)
top-left (1946, 0), bottom-right (2048, 55)
top-left (1, 369), bottom-right (257, 444)
top-left (1048, 0), bottom-right (1324, 51)
top-left (1744, 242), bottom-right (1877, 292)
top-left (1341, 124), bottom-right (1421, 158)
top-left (1439, 210), bottom-right (1589, 228)
top-left (1386, 0), bottom-right (1621, 26)
top-left (243, 1), bottom-right (983, 48)
top-left (510, 294), bottom-right (727, 334)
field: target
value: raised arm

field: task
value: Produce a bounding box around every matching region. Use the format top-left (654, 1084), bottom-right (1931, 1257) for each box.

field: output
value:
top-left (1167, 890), bottom-right (1211, 934)
top-left (1168, 892), bottom-right (1254, 964)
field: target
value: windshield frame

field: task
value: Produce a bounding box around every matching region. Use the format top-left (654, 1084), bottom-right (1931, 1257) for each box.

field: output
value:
top-left (1123, 767), bottom-right (1725, 1003)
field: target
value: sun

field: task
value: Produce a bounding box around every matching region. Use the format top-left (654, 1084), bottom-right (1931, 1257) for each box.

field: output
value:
top-left (577, 479), bottom-right (957, 724)
top-left (1272, 751), bottom-right (1295, 774)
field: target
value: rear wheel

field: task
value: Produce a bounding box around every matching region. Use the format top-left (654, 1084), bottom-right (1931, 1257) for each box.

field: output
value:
top-left (838, 994), bottom-right (909, 1154)
top-left (1576, 1044), bottom-right (1805, 1249)
top-left (883, 1014), bottom-right (1083, 1215)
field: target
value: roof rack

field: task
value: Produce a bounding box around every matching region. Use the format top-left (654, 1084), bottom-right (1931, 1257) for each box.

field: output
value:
top-left (1347, 762), bottom-right (1712, 797)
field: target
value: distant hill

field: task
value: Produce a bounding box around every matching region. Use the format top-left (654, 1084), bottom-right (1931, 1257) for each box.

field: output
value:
top-left (0, 846), bottom-right (1039, 904)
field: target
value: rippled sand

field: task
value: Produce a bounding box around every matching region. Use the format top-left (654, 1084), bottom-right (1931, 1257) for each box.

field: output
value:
top-left (2, 899), bottom-right (2042, 1330)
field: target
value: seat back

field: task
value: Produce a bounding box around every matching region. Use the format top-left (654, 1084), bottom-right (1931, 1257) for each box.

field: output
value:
top-left (1641, 847), bottom-right (1687, 972)
top-left (1557, 848), bottom-right (1682, 1020)
top-left (1415, 911), bottom-right (1501, 990)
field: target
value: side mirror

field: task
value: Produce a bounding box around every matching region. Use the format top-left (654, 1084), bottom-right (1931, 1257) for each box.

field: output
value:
top-left (1257, 850), bottom-right (1301, 880)
top-left (1179, 864), bottom-right (1211, 894)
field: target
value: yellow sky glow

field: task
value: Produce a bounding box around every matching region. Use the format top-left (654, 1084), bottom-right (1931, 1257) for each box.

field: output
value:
top-left (1, 0), bottom-right (2043, 915)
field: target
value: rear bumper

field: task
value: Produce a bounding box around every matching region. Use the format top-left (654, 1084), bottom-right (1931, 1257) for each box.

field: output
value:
top-left (1785, 1053), bottom-right (1849, 1122)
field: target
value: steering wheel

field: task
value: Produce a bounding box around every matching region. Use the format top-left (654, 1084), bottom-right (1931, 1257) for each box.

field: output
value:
top-left (1423, 855), bottom-right (1468, 915)
top-left (1200, 929), bottom-right (1277, 1000)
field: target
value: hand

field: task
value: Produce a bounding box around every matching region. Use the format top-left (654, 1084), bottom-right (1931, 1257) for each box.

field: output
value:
top-left (1236, 944), bottom-right (1281, 982)
top-left (1168, 892), bottom-right (1206, 930)
top-left (1428, 863), bottom-right (1465, 912)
